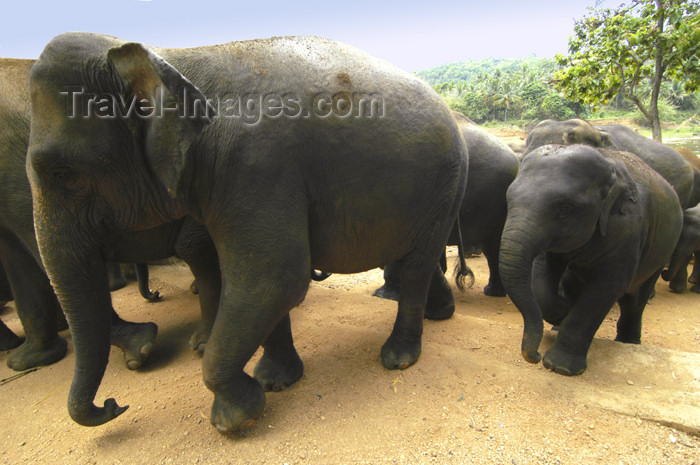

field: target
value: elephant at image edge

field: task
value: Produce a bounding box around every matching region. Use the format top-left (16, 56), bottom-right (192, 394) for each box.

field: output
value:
top-left (374, 111), bottom-right (519, 302)
top-left (28, 33), bottom-right (468, 434)
top-left (525, 118), bottom-right (697, 208)
top-left (499, 144), bottom-right (682, 376)
top-left (663, 146), bottom-right (700, 290)
top-left (662, 204), bottom-right (700, 293)
top-left (0, 58), bottom-right (221, 371)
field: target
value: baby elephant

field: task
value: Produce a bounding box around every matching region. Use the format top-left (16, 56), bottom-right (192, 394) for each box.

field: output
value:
top-left (662, 205), bottom-right (700, 293)
top-left (499, 144), bottom-right (682, 376)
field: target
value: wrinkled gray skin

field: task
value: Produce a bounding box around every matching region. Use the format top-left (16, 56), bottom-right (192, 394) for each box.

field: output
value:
top-left (499, 144), bottom-right (682, 376)
top-left (662, 205), bottom-right (700, 293)
top-left (525, 119), bottom-right (697, 208)
top-left (374, 112), bottom-right (519, 301)
top-left (0, 58), bottom-right (220, 371)
top-left (28, 33), bottom-right (467, 434)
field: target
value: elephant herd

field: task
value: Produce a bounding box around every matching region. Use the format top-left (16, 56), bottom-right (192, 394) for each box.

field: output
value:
top-left (0, 31), bottom-right (698, 435)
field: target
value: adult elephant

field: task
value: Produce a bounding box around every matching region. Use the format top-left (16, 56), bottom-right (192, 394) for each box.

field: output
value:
top-left (525, 119), bottom-right (697, 208)
top-left (499, 144), bottom-right (682, 376)
top-left (662, 205), bottom-right (700, 293)
top-left (0, 58), bottom-right (220, 371)
top-left (28, 33), bottom-right (468, 434)
top-left (374, 112), bottom-right (519, 302)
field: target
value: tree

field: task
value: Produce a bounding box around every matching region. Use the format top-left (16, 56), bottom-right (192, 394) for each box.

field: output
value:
top-left (552, 0), bottom-right (700, 141)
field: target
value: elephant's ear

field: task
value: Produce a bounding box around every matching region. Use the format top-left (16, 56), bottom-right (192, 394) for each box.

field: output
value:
top-left (598, 157), bottom-right (638, 236)
top-left (595, 128), bottom-right (614, 148)
top-left (107, 43), bottom-right (214, 198)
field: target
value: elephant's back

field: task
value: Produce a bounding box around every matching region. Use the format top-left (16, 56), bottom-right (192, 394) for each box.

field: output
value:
top-left (162, 36), bottom-right (423, 97)
top-left (598, 125), bottom-right (694, 207)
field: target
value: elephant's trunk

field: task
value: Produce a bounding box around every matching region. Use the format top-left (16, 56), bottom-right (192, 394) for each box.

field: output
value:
top-left (499, 215), bottom-right (548, 364)
top-left (33, 209), bottom-right (127, 426)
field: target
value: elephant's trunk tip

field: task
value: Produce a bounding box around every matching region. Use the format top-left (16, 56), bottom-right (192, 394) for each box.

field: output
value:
top-left (69, 398), bottom-right (129, 427)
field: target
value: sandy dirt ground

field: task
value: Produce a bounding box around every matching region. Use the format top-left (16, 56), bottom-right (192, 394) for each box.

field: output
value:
top-left (1, 251), bottom-right (699, 465)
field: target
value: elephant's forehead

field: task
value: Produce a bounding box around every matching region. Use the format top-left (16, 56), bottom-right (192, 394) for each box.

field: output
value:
top-left (522, 149), bottom-right (608, 182)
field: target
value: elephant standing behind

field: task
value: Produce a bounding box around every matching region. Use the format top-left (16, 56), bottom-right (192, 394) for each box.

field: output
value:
top-left (662, 205), bottom-right (700, 293)
top-left (0, 58), bottom-right (220, 371)
top-left (499, 144), bottom-right (682, 376)
top-left (525, 119), bottom-right (697, 208)
top-left (374, 112), bottom-right (519, 303)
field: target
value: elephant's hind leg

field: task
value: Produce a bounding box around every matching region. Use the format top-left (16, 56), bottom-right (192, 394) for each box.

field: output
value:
top-left (176, 218), bottom-right (220, 355)
top-left (381, 255), bottom-right (443, 370)
top-left (615, 270), bottom-right (660, 344)
top-left (372, 261), bottom-right (401, 301)
top-left (254, 314), bottom-right (304, 391)
top-left (110, 309), bottom-right (158, 370)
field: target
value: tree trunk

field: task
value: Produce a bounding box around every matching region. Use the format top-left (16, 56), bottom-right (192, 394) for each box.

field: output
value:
top-left (650, 0), bottom-right (666, 142)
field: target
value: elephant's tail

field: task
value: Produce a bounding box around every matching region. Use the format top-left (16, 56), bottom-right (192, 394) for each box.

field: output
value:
top-left (453, 216), bottom-right (474, 291)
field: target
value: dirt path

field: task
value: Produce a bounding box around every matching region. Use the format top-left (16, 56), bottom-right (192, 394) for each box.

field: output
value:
top-left (1, 253), bottom-right (698, 465)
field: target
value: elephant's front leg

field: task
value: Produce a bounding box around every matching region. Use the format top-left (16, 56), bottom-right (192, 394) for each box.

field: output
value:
top-left (543, 268), bottom-right (630, 376)
top-left (203, 222), bottom-right (311, 434)
top-left (531, 253), bottom-right (570, 326)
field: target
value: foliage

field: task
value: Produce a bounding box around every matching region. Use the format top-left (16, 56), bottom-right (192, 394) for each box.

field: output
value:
top-left (552, 0), bottom-right (700, 140)
top-left (418, 57), bottom-right (588, 124)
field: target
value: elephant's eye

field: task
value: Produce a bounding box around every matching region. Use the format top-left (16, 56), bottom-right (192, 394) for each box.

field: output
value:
top-left (555, 202), bottom-right (577, 219)
top-left (51, 167), bottom-right (79, 188)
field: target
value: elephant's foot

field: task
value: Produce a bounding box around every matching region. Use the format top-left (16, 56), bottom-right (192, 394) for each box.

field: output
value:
top-left (7, 336), bottom-right (67, 371)
top-left (372, 283), bottom-right (399, 301)
top-left (424, 276), bottom-right (455, 320)
top-left (691, 284), bottom-right (700, 293)
top-left (111, 321), bottom-right (158, 370)
top-left (483, 283), bottom-right (507, 297)
top-left (614, 334), bottom-right (641, 345)
top-left (254, 349), bottom-right (304, 392)
top-left (669, 284), bottom-right (686, 293)
top-left (210, 376), bottom-right (265, 435)
top-left (0, 324), bottom-right (23, 351)
top-left (424, 300), bottom-right (454, 320)
top-left (542, 345), bottom-right (587, 376)
top-left (380, 336), bottom-right (421, 370)
top-left (188, 325), bottom-right (210, 356)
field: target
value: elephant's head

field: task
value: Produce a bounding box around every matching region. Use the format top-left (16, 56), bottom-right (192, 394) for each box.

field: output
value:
top-left (525, 119), bottom-right (613, 154)
top-left (27, 32), bottom-right (211, 426)
top-left (499, 144), bottom-right (637, 363)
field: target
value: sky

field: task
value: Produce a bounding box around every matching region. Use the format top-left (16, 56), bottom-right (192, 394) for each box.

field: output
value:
top-left (1, 0), bottom-right (622, 72)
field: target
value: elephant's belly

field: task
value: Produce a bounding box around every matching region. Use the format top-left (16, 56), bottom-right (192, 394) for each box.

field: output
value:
top-left (308, 220), bottom-right (421, 274)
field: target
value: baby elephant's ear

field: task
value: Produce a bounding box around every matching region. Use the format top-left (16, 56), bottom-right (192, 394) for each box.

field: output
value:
top-left (107, 43), bottom-right (214, 198)
top-left (598, 157), bottom-right (637, 236)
